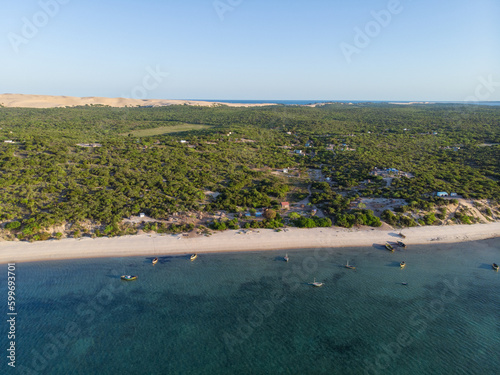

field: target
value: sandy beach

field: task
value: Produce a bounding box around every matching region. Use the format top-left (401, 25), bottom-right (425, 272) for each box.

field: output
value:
top-left (1, 222), bottom-right (499, 264)
top-left (0, 94), bottom-right (276, 108)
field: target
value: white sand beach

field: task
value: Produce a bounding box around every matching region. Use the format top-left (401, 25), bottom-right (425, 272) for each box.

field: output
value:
top-left (1, 222), bottom-right (499, 264)
top-left (0, 94), bottom-right (276, 108)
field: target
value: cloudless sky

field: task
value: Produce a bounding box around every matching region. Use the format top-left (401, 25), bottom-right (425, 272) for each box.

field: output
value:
top-left (1, 0), bottom-right (499, 101)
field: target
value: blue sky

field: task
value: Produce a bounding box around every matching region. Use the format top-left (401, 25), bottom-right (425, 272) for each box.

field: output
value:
top-left (1, 0), bottom-right (499, 101)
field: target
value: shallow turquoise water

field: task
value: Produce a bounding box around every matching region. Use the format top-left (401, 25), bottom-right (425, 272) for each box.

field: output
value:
top-left (4, 239), bottom-right (500, 374)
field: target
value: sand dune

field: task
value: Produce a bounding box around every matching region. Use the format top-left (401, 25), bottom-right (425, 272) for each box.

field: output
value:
top-left (0, 93), bottom-right (276, 108)
top-left (1, 222), bottom-right (499, 264)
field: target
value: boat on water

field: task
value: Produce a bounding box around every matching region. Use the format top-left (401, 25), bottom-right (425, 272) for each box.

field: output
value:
top-left (152, 257), bottom-right (158, 265)
top-left (401, 282), bottom-right (408, 286)
top-left (400, 261), bottom-right (406, 269)
top-left (310, 278), bottom-right (323, 287)
top-left (397, 241), bottom-right (407, 248)
top-left (385, 242), bottom-right (395, 252)
top-left (190, 254), bottom-right (198, 261)
top-left (121, 275), bottom-right (137, 281)
top-left (345, 261), bottom-right (356, 270)
top-left (493, 263), bottom-right (499, 271)
top-left (284, 254), bottom-right (289, 262)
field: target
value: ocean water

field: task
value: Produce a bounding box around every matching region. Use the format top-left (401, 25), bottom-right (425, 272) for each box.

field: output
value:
top-left (4, 239), bottom-right (500, 374)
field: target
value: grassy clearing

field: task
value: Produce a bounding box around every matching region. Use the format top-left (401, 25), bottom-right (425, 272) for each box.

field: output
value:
top-left (125, 124), bottom-right (212, 137)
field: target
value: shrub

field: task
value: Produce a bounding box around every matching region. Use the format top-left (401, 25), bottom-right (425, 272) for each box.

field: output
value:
top-left (263, 209), bottom-right (277, 220)
top-left (38, 232), bottom-right (51, 241)
top-left (437, 208), bottom-right (447, 220)
top-left (381, 210), bottom-right (397, 226)
top-left (211, 220), bottom-right (227, 231)
top-left (5, 221), bottom-right (21, 230)
top-left (294, 216), bottom-right (332, 228)
top-left (423, 213), bottom-right (436, 225)
top-left (227, 218), bottom-right (239, 230)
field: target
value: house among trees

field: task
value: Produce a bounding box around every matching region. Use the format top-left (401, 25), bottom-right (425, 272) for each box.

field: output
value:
top-left (281, 202), bottom-right (290, 210)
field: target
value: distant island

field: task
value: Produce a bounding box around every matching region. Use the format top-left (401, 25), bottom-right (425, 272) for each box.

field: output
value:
top-left (0, 96), bottom-right (499, 244)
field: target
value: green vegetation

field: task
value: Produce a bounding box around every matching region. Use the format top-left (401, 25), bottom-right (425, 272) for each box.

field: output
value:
top-left (125, 124), bottom-right (211, 137)
top-left (293, 216), bottom-right (332, 228)
top-left (0, 103), bottom-right (499, 240)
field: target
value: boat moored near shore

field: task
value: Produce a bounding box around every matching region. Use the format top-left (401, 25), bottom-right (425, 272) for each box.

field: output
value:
top-left (310, 278), bottom-right (324, 287)
top-left (345, 261), bottom-right (356, 270)
top-left (121, 275), bottom-right (138, 281)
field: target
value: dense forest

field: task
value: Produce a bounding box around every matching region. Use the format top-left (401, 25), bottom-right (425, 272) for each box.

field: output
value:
top-left (0, 103), bottom-right (499, 240)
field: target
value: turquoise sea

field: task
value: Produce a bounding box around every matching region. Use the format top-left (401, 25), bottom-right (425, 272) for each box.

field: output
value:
top-left (4, 239), bottom-right (500, 374)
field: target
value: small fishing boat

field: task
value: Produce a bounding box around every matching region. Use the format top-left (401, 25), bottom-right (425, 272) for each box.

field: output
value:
top-left (345, 260), bottom-right (356, 270)
top-left (401, 282), bottom-right (408, 286)
top-left (400, 261), bottom-right (406, 269)
top-left (284, 253), bottom-right (289, 262)
top-left (385, 242), bottom-right (394, 252)
top-left (121, 275), bottom-right (137, 281)
top-left (397, 241), bottom-right (407, 248)
top-left (152, 257), bottom-right (158, 265)
top-left (493, 263), bottom-right (499, 271)
top-left (399, 232), bottom-right (406, 239)
top-left (310, 278), bottom-right (323, 287)
top-left (190, 254), bottom-right (198, 261)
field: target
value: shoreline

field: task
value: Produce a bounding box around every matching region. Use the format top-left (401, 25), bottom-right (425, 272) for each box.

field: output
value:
top-left (1, 222), bottom-right (499, 264)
